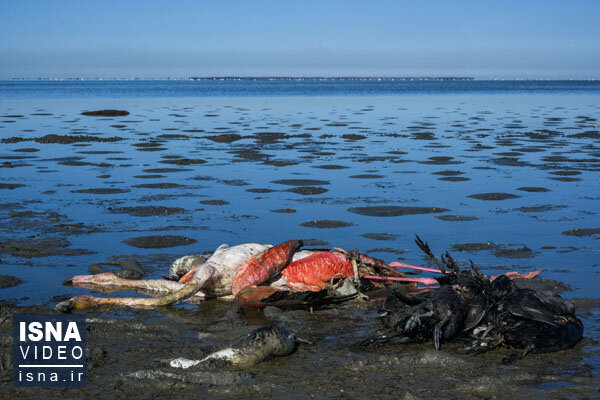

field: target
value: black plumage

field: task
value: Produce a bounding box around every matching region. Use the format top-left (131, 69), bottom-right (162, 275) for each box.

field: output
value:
top-left (362, 236), bottom-right (584, 359)
top-left (487, 275), bottom-right (583, 354)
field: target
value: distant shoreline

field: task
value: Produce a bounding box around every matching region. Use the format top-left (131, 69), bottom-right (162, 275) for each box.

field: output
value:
top-left (9, 77), bottom-right (476, 82)
top-left (4, 77), bottom-right (599, 82)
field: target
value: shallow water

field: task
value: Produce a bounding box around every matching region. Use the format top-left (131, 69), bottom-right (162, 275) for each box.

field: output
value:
top-left (1, 81), bottom-right (599, 388)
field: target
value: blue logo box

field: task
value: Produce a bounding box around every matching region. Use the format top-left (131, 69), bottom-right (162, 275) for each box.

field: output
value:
top-left (13, 314), bottom-right (86, 387)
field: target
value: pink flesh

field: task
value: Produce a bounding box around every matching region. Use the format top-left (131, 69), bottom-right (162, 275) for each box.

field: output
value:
top-left (178, 266), bottom-right (200, 284)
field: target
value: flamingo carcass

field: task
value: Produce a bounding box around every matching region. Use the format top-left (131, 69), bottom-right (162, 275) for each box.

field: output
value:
top-left (57, 240), bottom-right (411, 312)
top-left (56, 239), bottom-right (541, 312)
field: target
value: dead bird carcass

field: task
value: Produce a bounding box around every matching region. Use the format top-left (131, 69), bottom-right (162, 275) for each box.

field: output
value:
top-left (361, 236), bottom-right (583, 360)
top-left (57, 239), bottom-right (540, 313)
top-left (57, 240), bottom-right (417, 312)
top-left (168, 325), bottom-right (297, 369)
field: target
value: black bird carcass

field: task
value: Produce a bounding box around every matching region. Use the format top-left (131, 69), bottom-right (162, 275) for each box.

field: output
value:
top-left (361, 236), bottom-right (584, 361)
top-left (364, 236), bottom-right (491, 350)
top-left (478, 274), bottom-right (584, 362)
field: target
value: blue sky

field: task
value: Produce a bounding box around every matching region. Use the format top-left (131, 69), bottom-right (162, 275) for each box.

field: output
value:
top-left (2, 0), bottom-right (599, 79)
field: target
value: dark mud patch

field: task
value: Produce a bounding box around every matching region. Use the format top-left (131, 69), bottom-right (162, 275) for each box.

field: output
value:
top-left (411, 131), bottom-right (435, 140)
top-left (432, 170), bottom-right (463, 176)
top-left (419, 156), bottom-right (462, 165)
top-left (89, 259), bottom-right (144, 280)
top-left (72, 188), bottom-right (130, 194)
top-left (143, 168), bottom-right (193, 173)
top-left (0, 275), bottom-right (24, 289)
top-left (159, 158), bottom-right (206, 165)
top-left (1, 134), bottom-right (123, 144)
top-left (0, 183), bottom-right (25, 190)
top-left (438, 176), bottom-right (470, 182)
top-left (270, 208), bottom-right (296, 214)
top-left (569, 130), bottom-right (600, 139)
top-left (341, 134), bottom-right (366, 140)
top-left (348, 206), bottom-right (449, 217)
top-left (300, 220), bottom-right (353, 228)
top-left (246, 188), bottom-right (275, 193)
top-left (468, 192), bottom-right (521, 201)
top-left (562, 228), bottom-right (600, 237)
top-left (133, 141), bottom-right (164, 150)
top-left (81, 109), bottom-right (130, 117)
top-left (200, 200), bottom-right (229, 206)
top-left (157, 134), bottom-right (190, 140)
top-left (285, 186), bottom-right (328, 195)
top-left (361, 233), bottom-right (398, 241)
top-left (0, 237), bottom-right (93, 257)
top-left (550, 176), bottom-right (582, 182)
top-left (230, 149), bottom-right (272, 161)
top-left (514, 204), bottom-right (567, 213)
top-left (549, 170), bottom-right (582, 177)
top-left (436, 215), bottom-right (479, 222)
top-left (493, 246), bottom-right (535, 258)
top-left (77, 150), bottom-right (123, 155)
top-left (132, 183), bottom-right (185, 189)
top-left (349, 174), bottom-right (385, 179)
top-left (134, 174), bottom-right (166, 179)
top-left (365, 246), bottom-right (404, 255)
top-left (2, 209), bottom-right (101, 236)
top-left (313, 164), bottom-right (349, 170)
top-left (135, 147), bottom-right (167, 152)
top-left (263, 160), bottom-right (299, 167)
top-left (452, 242), bottom-right (535, 258)
top-left (490, 157), bottom-right (531, 167)
top-left (452, 242), bottom-right (500, 252)
top-left (111, 206), bottom-right (186, 217)
top-left (205, 134), bottom-right (242, 143)
top-left (517, 186), bottom-right (551, 193)
top-left (124, 235), bottom-right (197, 249)
top-left (271, 179), bottom-right (329, 186)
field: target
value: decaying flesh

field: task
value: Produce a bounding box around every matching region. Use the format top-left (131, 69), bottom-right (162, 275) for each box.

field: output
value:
top-left (57, 243), bottom-right (271, 311)
top-left (168, 325), bottom-right (296, 369)
top-left (57, 239), bottom-right (541, 312)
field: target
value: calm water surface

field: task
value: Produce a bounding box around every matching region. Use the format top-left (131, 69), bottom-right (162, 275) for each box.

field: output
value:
top-left (1, 80), bottom-right (598, 303)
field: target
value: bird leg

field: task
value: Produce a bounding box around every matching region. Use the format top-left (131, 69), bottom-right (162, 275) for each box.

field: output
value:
top-left (362, 275), bottom-right (440, 286)
top-left (64, 272), bottom-right (196, 294)
top-left (56, 278), bottom-right (203, 312)
top-left (433, 312), bottom-right (452, 350)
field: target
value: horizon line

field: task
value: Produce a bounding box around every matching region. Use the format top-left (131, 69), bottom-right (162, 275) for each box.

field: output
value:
top-left (4, 76), bottom-right (599, 82)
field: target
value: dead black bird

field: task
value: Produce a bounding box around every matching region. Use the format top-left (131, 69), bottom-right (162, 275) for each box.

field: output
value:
top-left (362, 236), bottom-right (583, 359)
top-left (476, 274), bottom-right (584, 362)
top-left (376, 284), bottom-right (470, 349)
top-left (363, 236), bottom-right (492, 349)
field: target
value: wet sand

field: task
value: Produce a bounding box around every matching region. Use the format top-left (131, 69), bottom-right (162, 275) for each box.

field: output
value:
top-left (1, 281), bottom-right (599, 399)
